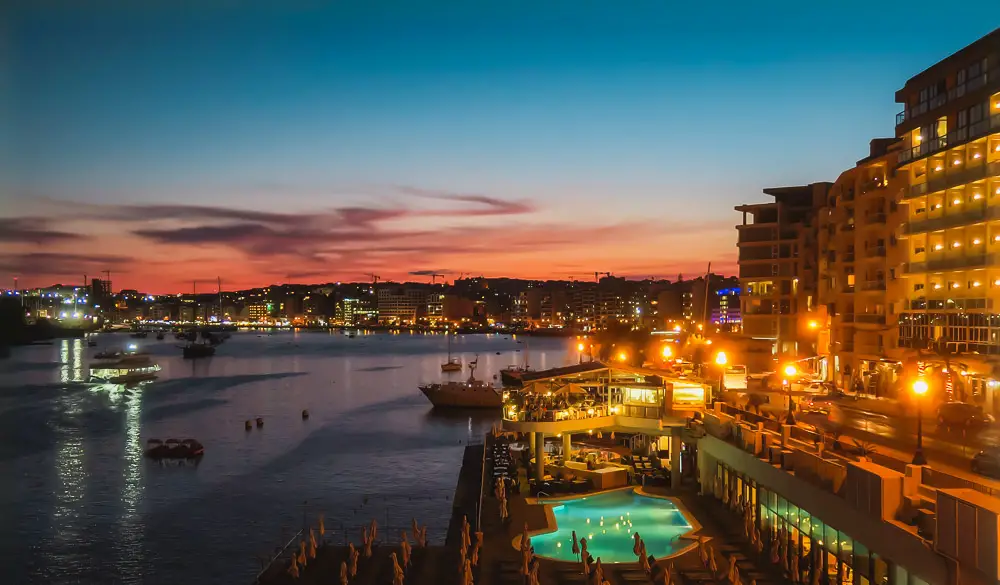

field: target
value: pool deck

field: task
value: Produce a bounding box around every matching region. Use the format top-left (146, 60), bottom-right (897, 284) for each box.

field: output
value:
top-left (255, 440), bottom-right (794, 585)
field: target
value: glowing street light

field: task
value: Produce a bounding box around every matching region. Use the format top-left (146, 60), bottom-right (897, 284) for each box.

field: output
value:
top-left (912, 379), bottom-right (929, 465)
top-left (808, 320), bottom-right (819, 330)
top-left (715, 351), bottom-right (728, 398)
top-left (783, 364), bottom-right (798, 425)
top-left (577, 342), bottom-right (585, 364)
top-left (617, 351), bottom-right (628, 363)
top-left (662, 345), bottom-right (673, 360)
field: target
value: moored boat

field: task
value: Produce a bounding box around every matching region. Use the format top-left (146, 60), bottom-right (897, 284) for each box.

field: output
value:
top-left (182, 342), bottom-right (215, 359)
top-left (145, 438), bottom-right (204, 459)
top-left (90, 354), bottom-right (160, 384)
top-left (419, 359), bottom-right (502, 408)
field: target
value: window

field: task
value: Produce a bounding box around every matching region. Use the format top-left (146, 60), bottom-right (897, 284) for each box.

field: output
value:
top-left (958, 109), bottom-right (968, 128)
top-left (915, 246), bottom-right (925, 254)
top-left (958, 69), bottom-right (967, 86)
top-left (970, 103), bottom-right (984, 125)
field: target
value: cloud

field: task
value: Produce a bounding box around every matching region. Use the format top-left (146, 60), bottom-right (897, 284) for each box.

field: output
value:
top-left (0, 218), bottom-right (84, 244)
top-left (397, 186), bottom-right (535, 216)
top-left (0, 252), bottom-right (132, 277)
top-left (408, 270), bottom-right (451, 276)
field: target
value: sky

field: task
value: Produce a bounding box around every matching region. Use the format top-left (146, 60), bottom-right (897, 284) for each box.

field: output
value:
top-left (2, 1), bottom-right (998, 293)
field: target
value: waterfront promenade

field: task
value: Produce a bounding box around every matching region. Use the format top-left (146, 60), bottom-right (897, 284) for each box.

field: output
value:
top-left (257, 438), bottom-right (792, 585)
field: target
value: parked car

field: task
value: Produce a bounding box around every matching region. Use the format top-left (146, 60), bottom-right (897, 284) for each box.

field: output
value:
top-left (971, 447), bottom-right (1000, 477)
top-left (936, 402), bottom-right (995, 428)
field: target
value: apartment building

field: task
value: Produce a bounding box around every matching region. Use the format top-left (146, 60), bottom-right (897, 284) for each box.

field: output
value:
top-left (376, 287), bottom-right (426, 325)
top-left (736, 183), bottom-right (829, 357)
top-left (819, 139), bottom-right (908, 392)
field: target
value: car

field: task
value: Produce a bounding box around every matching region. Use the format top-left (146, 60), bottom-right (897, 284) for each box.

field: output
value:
top-left (971, 447), bottom-right (1000, 477)
top-left (936, 402), bottom-right (995, 428)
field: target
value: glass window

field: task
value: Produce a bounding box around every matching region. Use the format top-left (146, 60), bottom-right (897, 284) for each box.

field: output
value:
top-left (854, 540), bottom-right (870, 579)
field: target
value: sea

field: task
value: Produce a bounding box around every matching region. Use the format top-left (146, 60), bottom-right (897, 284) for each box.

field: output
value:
top-left (0, 330), bottom-right (572, 584)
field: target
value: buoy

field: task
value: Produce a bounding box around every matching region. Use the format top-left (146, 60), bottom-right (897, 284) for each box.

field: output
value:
top-left (245, 420), bottom-right (252, 431)
top-left (302, 409), bottom-right (310, 419)
top-left (256, 417), bottom-right (264, 427)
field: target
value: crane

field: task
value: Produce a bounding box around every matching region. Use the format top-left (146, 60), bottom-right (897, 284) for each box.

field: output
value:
top-left (430, 273), bottom-right (445, 284)
top-left (594, 271), bottom-right (611, 282)
top-left (365, 273), bottom-right (381, 284)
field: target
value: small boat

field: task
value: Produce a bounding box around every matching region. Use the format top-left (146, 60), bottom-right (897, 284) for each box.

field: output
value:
top-left (182, 343), bottom-right (215, 359)
top-left (441, 334), bottom-right (462, 372)
top-left (495, 351), bottom-right (501, 355)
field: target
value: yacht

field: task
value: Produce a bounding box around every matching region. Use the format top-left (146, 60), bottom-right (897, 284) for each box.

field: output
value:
top-left (182, 342), bottom-right (215, 359)
top-left (441, 334), bottom-right (462, 372)
top-left (500, 340), bottom-right (530, 387)
top-left (419, 360), bottom-right (502, 408)
top-left (90, 354), bottom-right (160, 384)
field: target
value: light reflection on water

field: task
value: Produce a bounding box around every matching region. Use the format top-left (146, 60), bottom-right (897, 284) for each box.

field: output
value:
top-left (0, 331), bottom-right (572, 584)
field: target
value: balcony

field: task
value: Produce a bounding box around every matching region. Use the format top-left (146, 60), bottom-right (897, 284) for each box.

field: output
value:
top-left (864, 213), bottom-right (887, 225)
top-left (842, 284), bottom-right (855, 293)
top-left (899, 113), bottom-right (1000, 165)
top-left (864, 246), bottom-right (887, 258)
top-left (856, 314), bottom-right (887, 325)
top-left (843, 188), bottom-right (855, 202)
top-left (904, 205), bottom-right (999, 235)
top-left (896, 66), bottom-right (1000, 132)
top-left (860, 281), bottom-right (886, 291)
top-left (906, 160), bottom-right (1000, 198)
top-left (842, 253), bottom-right (855, 263)
top-left (840, 313), bottom-right (855, 323)
top-left (904, 253), bottom-right (994, 274)
top-left (860, 178), bottom-right (887, 195)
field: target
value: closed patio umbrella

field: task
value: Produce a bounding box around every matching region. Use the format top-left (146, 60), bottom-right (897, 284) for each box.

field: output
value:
top-left (633, 532), bottom-right (642, 557)
top-left (572, 530), bottom-right (580, 558)
top-left (593, 557), bottom-right (604, 585)
top-left (580, 538), bottom-right (590, 575)
top-left (371, 519), bottom-right (378, 543)
top-left (520, 523), bottom-right (531, 552)
top-left (769, 538), bottom-right (780, 564)
top-left (465, 558), bottom-right (475, 585)
top-left (339, 560), bottom-right (348, 585)
top-left (401, 538), bottom-right (412, 569)
top-left (640, 541), bottom-right (650, 573)
top-left (349, 544), bottom-right (358, 577)
top-left (298, 541), bottom-right (308, 567)
top-left (309, 529), bottom-right (318, 552)
top-left (791, 551), bottom-right (800, 583)
top-left (288, 554), bottom-right (299, 579)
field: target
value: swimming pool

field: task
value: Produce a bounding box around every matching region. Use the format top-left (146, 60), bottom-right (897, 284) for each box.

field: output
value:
top-left (528, 489), bottom-right (694, 563)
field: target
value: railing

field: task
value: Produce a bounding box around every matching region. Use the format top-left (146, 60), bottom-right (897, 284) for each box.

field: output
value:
top-left (842, 285), bottom-right (855, 293)
top-left (905, 205), bottom-right (998, 234)
top-left (860, 179), bottom-right (887, 194)
top-left (840, 313), bottom-right (855, 323)
top-left (861, 281), bottom-right (886, 291)
top-left (843, 253), bottom-right (855, 262)
top-left (900, 113), bottom-right (1000, 164)
top-left (856, 314), bottom-right (887, 325)
top-left (865, 213), bottom-right (887, 225)
top-left (905, 253), bottom-right (994, 273)
top-left (896, 67), bottom-right (1000, 133)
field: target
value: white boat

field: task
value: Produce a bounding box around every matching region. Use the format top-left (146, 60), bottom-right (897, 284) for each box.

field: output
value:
top-left (90, 354), bottom-right (160, 384)
top-left (441, 333), bottom-right (462, 372)
top-left (420, 359), bottom-right (501, 408)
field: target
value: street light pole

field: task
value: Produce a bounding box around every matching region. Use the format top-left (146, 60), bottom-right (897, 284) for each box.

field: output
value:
top-left (912, 379), bottom-right (929, 465)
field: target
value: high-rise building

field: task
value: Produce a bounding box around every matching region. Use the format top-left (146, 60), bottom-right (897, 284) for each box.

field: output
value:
top-left (89, 278), bottom-right (112, 310)
top-left (376, 287), bottom-right (426, 325)
top-left (736, 183), bottom-right (829, 356)
top-left (819, 139), bottom-right (907, 391)
top-left (334, 296), bottom-right (376, 327)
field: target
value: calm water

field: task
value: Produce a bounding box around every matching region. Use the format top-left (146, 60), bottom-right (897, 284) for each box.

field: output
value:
top-left (0, 331), bottom-right (572, 584)
top-left (530, 489), bottom-right (692, 563)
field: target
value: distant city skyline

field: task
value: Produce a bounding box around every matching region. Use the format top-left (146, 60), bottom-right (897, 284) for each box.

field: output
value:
top-left (3, 2), bottom-right (999, 292)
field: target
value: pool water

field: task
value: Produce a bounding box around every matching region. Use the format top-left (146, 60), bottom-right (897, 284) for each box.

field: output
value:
top-left (529, 489), bottom-right (693, 563)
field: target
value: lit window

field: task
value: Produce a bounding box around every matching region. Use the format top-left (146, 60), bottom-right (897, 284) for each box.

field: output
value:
top-left (934, 244), bottom-right (944, 250)
top-left (951, 282), bottom-right (960, 289)
top-left (953, 159), bottom-right (962, 166)
top-left (953, 198), bottom-right (962, 205)
top-left (973, 281), bottom-right (982, 287)
top-left (934, 203), bottom-right (943, 209)
top-left (974, 193), bottom-right (983, 200)
top-left (973, 238), bottom-right (982, 245)
top-left (933, 283), bottom-right (943, 289)
top-left (953, 241), bottom-right (962, 248)
top-left (974, 153), bottom-right (982, 159)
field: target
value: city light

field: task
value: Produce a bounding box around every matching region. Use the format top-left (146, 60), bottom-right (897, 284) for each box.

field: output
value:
top-left (661, 345), bottom-right (673, 359)
top-left (577, 343), bottom-right (585, 352)
top-left (912, 379), bottom-right (928, 396)
top-left (783, 364), bottom-right (797, 377)
top-left (808, 320), bottom-right (819, 329)
top-left (715, 351), bottom-right (727, 366)
top-left (617, 351), bottom-right (627, 362)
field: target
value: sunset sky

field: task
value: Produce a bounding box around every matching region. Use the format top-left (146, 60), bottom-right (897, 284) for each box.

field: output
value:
top-left (3, 2), bottom-right (998, 292)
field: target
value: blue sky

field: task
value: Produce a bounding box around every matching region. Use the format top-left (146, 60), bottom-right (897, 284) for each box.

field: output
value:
top-left (2, 1), bottom-right (998, 290)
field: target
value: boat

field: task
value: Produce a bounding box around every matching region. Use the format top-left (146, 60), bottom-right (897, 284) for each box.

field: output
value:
top-left (145, 438), bottom-right (204, 459)
top-left (441, 334), bottom-right (462, 372)
top-left (182, 342), bottom-right (215, 359)
top-left (500, 340), bottom-right (530, 387)
top-left (94, 349), bottom-right (120, 360)
top-left (419, 359), bottom-right (502, 408)
top-left (90, 354), bottom-right (160, 384)
top-left (156, 332), bottom-right (165, 340)
top-left (130, 331), bottom-right (148, 339)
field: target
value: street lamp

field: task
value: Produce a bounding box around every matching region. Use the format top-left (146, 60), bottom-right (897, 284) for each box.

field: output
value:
top-left (577, 342), bottom-right (585, 364)
top-left (715, 351), bottom-right (728, 398)
top-left (912, 378), bottom-right (929, 465)
top-left (662, 345), bottom-right (673, 360)
top-left (783, 364), bottom-right (798, 425)
top-left (618, 351), bottom-right (628, 363)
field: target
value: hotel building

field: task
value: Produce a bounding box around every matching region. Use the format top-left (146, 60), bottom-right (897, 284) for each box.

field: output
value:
top-left (895, 30), bottom-right (1000, 408)
top-left (819, 139), bottom-right (908, 392)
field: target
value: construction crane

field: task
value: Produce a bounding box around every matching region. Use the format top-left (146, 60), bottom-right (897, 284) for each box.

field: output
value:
top-left (430, 273), bottom-right (445, 284)
top-left (594, 271), bottom-right (611, 282)
top-left (365, 273), bottom-right (381, 284)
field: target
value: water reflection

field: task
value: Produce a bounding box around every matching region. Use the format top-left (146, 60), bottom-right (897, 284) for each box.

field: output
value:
top-left (44, 386), bottom-right (87, 579)
top-left (59, 338), bottom-right (86, 383)
top-left (117, 384), bottom-right (145, 581)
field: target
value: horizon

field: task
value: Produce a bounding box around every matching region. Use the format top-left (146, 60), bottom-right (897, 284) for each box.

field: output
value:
top-left (4, 2), bottom-right (999, 292)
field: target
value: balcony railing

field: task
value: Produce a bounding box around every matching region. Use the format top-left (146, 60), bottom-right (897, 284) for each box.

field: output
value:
top-left (896, 66), bottom-right (1000, 131)
top-left (904, 205), bottom-right (998, 234)
top-left (856, 314), bottom-right (887, 325)
top-left (840, 313), bottom-right (855, 323)
top-left (842, 284), bottom-right (855, 293)
top-left (865, 246), bottom-right (887, 257)
top-left (904, 253), bottom-right (994, 274)
top-left (899, 113), bottom-right (1000, 165)
top-left (860, 179), bottom-right (887, 194)
top-left (906, 160), bottom-right (1000, 198)
top-left (864, 213), bottom-right (887, 225)
top-left (861, 281), bottom-right (886, 291)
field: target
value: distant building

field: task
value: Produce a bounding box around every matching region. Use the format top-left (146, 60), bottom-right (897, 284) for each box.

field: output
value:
top-left (711, 287), bottom-right (741, 331)
top-left (335, 296), bottom-right (376, 327)
top-left (248, 303), bottom-right (269, 322)
top-left (376, 287), bottom-right (426, 325)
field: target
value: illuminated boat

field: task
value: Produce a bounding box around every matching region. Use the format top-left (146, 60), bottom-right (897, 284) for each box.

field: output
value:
top-left (90, 354), bottom-right (160, 384)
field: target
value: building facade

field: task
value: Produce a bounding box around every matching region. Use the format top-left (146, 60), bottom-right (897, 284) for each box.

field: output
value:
top-left (736, 183), bottom-right (829, 357)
